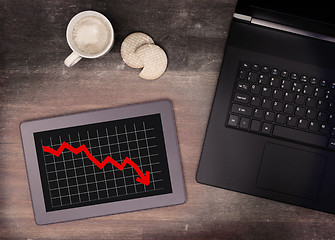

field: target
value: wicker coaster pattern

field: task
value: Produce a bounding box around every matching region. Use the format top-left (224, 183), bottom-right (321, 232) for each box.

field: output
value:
top-left (121, 32), bottom-right (168, 80)
top-left (135, 44), bottom-right (168, 80)
top-left (121, 32), bottom-right (154, 68)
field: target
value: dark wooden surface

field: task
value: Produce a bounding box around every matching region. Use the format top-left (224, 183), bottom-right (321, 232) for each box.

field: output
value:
top-left (1, 1), bottom-right (335, 239)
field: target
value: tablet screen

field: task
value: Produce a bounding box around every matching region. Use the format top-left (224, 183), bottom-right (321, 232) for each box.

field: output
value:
top-left (33, 114), bottom-right (172, 212)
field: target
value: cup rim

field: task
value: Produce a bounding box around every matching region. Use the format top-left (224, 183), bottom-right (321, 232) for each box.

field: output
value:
top-left (66, 10), bottom-right (114, 59)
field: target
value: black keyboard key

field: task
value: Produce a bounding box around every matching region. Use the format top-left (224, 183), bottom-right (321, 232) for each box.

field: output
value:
top-left (270, 77), bottom-right (280, 88)
top-left (317, 112), bottom-right (328, 122)
top-left (234, 93), bottom-right (249, 104)
top-left (276, 113), bottom-right (286, 124)
top-left (239, 70), bottom-right (247, 80)
top-left (264, 111), bottom-right (275, 121)
top-left (262, 87), bottom-right (271, 97)
top-left (284, 104), bottom-right (294, 114)
top-left (241, 62), bottom-right (250, 69)
top-left (303, 85), bottom-right (314, 95)
top-left (262, 99), bottom-right (272, 109)
top-left (273, 89), bottom-right (283, 100)
top-left (239, 117), bottom-right (250, 129)
top-left (326, 90), bottom-right (335, 101)
top-left (292, 82), bottom-right (302, 93)
top-left (228, 115), bottom-right (239, 127)
top-left (261, 66), bottom-right (269, 73)
top-left (281, 80), bottom-right (292, 90)
top-left (329, 114), bottom-right (335, 124)
top-left (300, 75), bottom-right (308, 83)
top-left (251, 64), bottom-right (260, 71)
top-left (281, 70), bottom-right (288, 78)
top-left (259, 75), bottom-right (269, 85)
top-left (273, 125), bottom-right (328, 147)
top-left (314, 88), bottom-right (326, 98)
top-left (317, 100), bottom-right (328, 110)
top-left (262, 122), bottom-right (272, 134)
top-left (306, 97), bottom-right (317, 108)
top-left (251, 84), bottom-right (261, 94)
top-left (298, 119), bottom-right (309, 129)
top-left (331, 127), bottom-right (335, 136)
top-left (295, 94), bottom-right (306, 105)
top-left (284, 92), bottom-right (294, 102)
top-left (253, 109), bottom-right (264, 119)
top-left (309, 121), bottom-right (320, 132)
top-left (295, 106), bottom-right (306, 117)
top-left (328, 138), bottom-right (335, 150)
top-left (271, 68), bottom-right (279, 76)
top-left (306, 109), bottom-right (317, 119)
top-left (310, 77), bottom-right (318, 85)
top-left (231, 104), bottom-right (252, 116)
top-left (320, 124), bottom-right (330, 135)
top-left (250, 96), bottom-right (261, 106)
top-left (290, 73), bottom-right (299, 80)
top-left (248, 72), bottom-right (258, 82)
top-left (320, 80), bottom-right (327, 87)
top-left (329, 103), bottom-right (335, 113)
top-left (250, 120), bottom-right (261, 132)
top-left (287, 116), bottom-right (297, 127)
top-left (237, 82), bottom-right (249, 92)
top-left (273, 101), bottom-right (283, 112)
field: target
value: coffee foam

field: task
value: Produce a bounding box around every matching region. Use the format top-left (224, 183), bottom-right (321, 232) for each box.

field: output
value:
top-left (72, 16), bottom-right (111, 56)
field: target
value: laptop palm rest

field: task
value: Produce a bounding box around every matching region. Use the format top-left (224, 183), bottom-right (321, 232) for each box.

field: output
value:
top-left (257, 143), bottom-right (327, 200)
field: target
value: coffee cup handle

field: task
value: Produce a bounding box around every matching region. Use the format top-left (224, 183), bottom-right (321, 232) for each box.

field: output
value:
top-left (64, 52), bottom-right (82, 67)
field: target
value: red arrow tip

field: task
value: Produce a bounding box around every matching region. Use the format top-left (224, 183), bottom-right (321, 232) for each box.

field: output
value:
top-left (136, 171), bottom-right (150, 186)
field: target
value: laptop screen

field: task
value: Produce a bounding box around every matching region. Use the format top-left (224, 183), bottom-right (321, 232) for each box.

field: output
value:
top-left (235, 0), bottom-right (335, 37)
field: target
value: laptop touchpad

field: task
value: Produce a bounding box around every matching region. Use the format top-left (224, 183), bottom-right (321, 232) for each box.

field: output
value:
top-left (256, 143), bottom-right (326, 200)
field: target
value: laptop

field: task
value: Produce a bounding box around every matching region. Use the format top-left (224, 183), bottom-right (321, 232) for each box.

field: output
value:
top-left (197, 0), bottom-right (335, 214)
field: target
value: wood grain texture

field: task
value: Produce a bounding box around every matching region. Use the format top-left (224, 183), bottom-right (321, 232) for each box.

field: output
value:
top-left (1, 0), bottom-right (335, 239)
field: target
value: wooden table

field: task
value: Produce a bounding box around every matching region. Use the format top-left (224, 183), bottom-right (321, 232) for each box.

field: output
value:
top-left (1, 1), bottom-right (335, 239)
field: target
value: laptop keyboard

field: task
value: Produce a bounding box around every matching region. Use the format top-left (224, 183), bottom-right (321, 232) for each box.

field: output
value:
top-left (227, 61), bottom-right (335, 150)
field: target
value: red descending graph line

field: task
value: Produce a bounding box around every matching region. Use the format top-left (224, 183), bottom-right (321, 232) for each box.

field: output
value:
top-left (42, 142), bottom-right (150, 186)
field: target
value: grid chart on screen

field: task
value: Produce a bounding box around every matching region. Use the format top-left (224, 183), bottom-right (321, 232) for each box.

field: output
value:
top-left (33, 114), bottom-right (172, 212)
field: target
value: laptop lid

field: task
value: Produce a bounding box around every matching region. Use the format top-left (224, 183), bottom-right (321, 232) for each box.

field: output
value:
top-left (234, 0), bottom-right (335, 41)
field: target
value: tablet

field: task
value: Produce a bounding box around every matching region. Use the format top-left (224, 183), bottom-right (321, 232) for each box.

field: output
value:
top-left (20, 100), bottom-right (186, 225)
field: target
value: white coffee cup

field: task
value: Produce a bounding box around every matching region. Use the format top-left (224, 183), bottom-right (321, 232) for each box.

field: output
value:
top-left (64, 11), bottom-right (114, 67)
